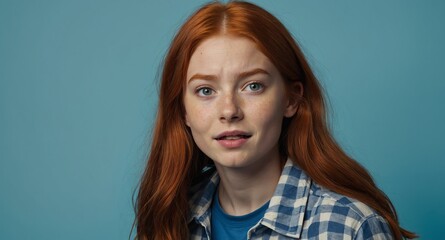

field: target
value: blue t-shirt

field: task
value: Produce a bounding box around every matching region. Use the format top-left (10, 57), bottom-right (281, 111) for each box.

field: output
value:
top-left (211, 191), bottom-right (269, 240)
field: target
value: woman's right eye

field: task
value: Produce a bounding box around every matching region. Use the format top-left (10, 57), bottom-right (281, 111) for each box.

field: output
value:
top-left (196, 87), bottom-right (214, 96)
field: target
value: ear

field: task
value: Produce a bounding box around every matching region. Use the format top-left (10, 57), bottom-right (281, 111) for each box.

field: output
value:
top-left (284, 81), bottom-right (303, 118)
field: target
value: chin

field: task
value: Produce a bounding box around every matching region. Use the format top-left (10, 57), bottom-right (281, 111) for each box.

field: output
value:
top-left (213, 156), bottom-right (254, 169)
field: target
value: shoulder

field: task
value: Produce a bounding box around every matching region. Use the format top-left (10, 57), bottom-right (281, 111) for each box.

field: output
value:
top-left (301, 182), bottom-right (393, 239)
top-left (189, 167), bottom-right (218, 204)
top-left (308, 182), bottom-right (377, 220)
top-left (188, 168), bottom-right (219, 223)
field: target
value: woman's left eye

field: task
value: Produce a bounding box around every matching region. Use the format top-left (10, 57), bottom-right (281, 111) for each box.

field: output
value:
top-left (246, 82), bottom-right (264, 92)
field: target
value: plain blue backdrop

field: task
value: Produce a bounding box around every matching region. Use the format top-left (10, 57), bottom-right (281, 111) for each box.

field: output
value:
top-left (1, 0), bottom-right (444, 239)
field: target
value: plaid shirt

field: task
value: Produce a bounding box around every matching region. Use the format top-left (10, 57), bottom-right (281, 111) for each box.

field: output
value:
top-left (188, 159), bottom-right (393, 239)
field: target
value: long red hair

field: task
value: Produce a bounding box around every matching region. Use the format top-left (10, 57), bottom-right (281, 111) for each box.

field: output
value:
top-left (134, 1), bottom-right (417, 239)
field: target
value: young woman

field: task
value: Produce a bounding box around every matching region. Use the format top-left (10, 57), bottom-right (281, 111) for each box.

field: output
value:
top-left (134, 1), bottom-right (417, 239)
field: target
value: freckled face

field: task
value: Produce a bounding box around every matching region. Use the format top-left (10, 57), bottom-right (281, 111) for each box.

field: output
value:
top-left (184, 35), bottom-right (297, 170)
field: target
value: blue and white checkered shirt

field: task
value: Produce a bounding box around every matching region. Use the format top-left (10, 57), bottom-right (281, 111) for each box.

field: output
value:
top-left (188, 159), bottom-right (393, 239)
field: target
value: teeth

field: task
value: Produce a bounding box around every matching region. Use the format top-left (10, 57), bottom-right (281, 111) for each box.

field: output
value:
top-left (219, 135), bottom-right (250, 140)
top-left (223, 136), bottom-right (242, 140)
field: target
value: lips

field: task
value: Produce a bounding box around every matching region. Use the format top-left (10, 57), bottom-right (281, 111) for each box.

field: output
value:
top-left (214, 130), bottom-right (251, 148)
top-left (214, 130), bottom-right (252, 140)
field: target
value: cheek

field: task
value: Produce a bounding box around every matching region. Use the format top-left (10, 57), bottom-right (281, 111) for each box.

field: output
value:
top-left (256, 108), bottom-right (284, 131)
top-left (184, 96), bottom-right (201, 127)
top-left (185, 114), bottom-right (190, 127)
top-left (185, 105), bottom-right (213, 133)
top-left (186, 106), bottom-right (214, 153)
top-left (256, 103), bottom-right (285, 148)
top-left (249, 95), bottom-right (286, 126)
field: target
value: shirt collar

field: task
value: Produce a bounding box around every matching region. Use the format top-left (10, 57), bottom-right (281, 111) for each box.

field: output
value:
top-left (188, 170), bottom-right (219, 223)
top-left (260, 158), bottom-right (311, 238)
top-left (188, 159), bottom-right (311, 239)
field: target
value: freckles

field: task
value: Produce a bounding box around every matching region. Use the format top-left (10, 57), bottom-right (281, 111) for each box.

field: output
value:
top-left (188, 108), bottom-right (212, 128)
top-left (250, 98), bottom-right (285, 125)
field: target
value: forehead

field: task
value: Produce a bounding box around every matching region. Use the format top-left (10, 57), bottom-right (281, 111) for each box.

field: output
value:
top-left (186, 35), bottom-right (276, 78)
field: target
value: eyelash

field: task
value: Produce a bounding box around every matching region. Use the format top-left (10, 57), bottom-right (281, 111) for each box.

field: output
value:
top-left (244, 82), bottom-right (264, 92)
top-left (196, 87), bottom-right (214, 97)
top-left (194, 82), bottom-right (265, 97)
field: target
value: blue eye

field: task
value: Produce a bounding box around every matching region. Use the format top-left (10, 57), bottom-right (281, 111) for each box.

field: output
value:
top-left (246, 82), bottom-right (263, 92)
top-left (197, 87), bottom-right (214, 96)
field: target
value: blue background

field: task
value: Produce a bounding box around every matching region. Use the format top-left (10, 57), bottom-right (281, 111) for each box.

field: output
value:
top-left (1, 0), bottom-right (443, 239)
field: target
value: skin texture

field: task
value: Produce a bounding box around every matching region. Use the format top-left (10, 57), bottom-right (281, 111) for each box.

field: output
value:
top-left (184, 35), bottom-right (298, 215)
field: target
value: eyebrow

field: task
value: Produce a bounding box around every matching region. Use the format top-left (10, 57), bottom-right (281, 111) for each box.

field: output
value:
top-left (187, 68), bottom-right (270, 83)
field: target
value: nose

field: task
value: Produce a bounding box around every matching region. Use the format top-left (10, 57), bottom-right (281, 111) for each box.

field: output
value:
top-left (219, 93), bottom-right (243, 122)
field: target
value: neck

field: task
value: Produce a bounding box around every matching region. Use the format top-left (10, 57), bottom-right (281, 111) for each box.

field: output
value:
top-left (215, 153), bottom-right (283, 216)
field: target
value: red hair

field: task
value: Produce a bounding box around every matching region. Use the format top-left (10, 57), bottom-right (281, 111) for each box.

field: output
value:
top-left (134, 1), bottom-right (417, 239)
